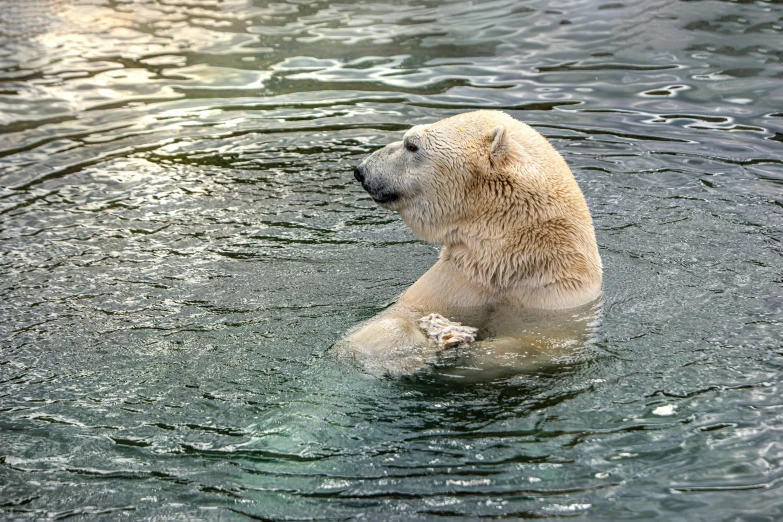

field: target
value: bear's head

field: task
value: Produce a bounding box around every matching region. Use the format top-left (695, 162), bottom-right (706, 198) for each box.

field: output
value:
top-left (353, 111), bottom-right (561, 245)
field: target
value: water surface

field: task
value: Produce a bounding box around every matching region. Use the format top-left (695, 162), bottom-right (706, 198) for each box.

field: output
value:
top-left (1, 0), bottom-right (782, 519)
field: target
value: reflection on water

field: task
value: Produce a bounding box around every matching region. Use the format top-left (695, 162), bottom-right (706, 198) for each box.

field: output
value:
top-left (1, 0), bottom-right (781, 519)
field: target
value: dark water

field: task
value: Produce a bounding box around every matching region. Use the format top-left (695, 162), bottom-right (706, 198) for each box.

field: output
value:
top-left (1, 0), bottom-right (782, 519)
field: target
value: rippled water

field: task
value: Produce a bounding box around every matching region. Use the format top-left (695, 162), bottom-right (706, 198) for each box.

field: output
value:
top-left (1, 0), bottom-right (781, 519)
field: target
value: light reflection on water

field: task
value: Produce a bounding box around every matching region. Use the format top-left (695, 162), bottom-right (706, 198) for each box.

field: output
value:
top-left (0, 0), bottom-right (781, 519)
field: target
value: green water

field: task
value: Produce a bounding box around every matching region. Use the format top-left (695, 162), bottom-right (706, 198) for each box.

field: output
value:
top-left (1, 0), bottom-right (781, 519)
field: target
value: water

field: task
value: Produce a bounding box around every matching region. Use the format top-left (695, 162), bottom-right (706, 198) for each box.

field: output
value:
top-left (0, 0), bottom-right (781, 519)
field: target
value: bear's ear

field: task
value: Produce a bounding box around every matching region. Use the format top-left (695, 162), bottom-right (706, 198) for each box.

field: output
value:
top-left (489, 125), bottom-right (507, 159)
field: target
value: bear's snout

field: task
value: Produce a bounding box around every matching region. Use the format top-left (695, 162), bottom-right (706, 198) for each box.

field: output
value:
top-left (353, 146), bottom-right (403, 207)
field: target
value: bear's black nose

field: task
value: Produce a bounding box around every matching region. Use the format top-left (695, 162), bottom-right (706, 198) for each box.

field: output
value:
top-left (354, 166), bottom-right (364, 183)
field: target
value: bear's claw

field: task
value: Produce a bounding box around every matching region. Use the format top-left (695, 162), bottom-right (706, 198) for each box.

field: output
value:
top-left (418, 313), bottom-right (478, 349)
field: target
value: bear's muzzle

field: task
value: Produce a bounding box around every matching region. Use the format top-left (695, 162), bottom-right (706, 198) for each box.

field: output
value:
top-left (353, 163), bottom-right (399, 206)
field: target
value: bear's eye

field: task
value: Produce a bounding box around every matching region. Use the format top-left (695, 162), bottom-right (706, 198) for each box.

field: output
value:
top-left (406, 143), bottom-right (419, 153)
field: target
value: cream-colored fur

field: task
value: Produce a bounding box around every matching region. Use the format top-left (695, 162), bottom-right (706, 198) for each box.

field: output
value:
top-left (334, 110), bottom-right (602, 377)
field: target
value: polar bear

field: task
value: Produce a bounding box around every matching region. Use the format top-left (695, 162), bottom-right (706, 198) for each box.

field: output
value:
top-left (334, 110), bottom-right (602, 377)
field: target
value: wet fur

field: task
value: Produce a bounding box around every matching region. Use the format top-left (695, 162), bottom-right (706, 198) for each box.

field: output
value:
top-left (335, 110), bottom-right (602, 376)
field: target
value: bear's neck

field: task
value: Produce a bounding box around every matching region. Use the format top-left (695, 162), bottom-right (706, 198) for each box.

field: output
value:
top-left (439, 185), bottom-right (601, 306)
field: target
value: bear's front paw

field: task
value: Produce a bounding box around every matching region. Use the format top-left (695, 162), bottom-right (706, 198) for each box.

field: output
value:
top-left (418, 313), bottom-right (478, 349)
